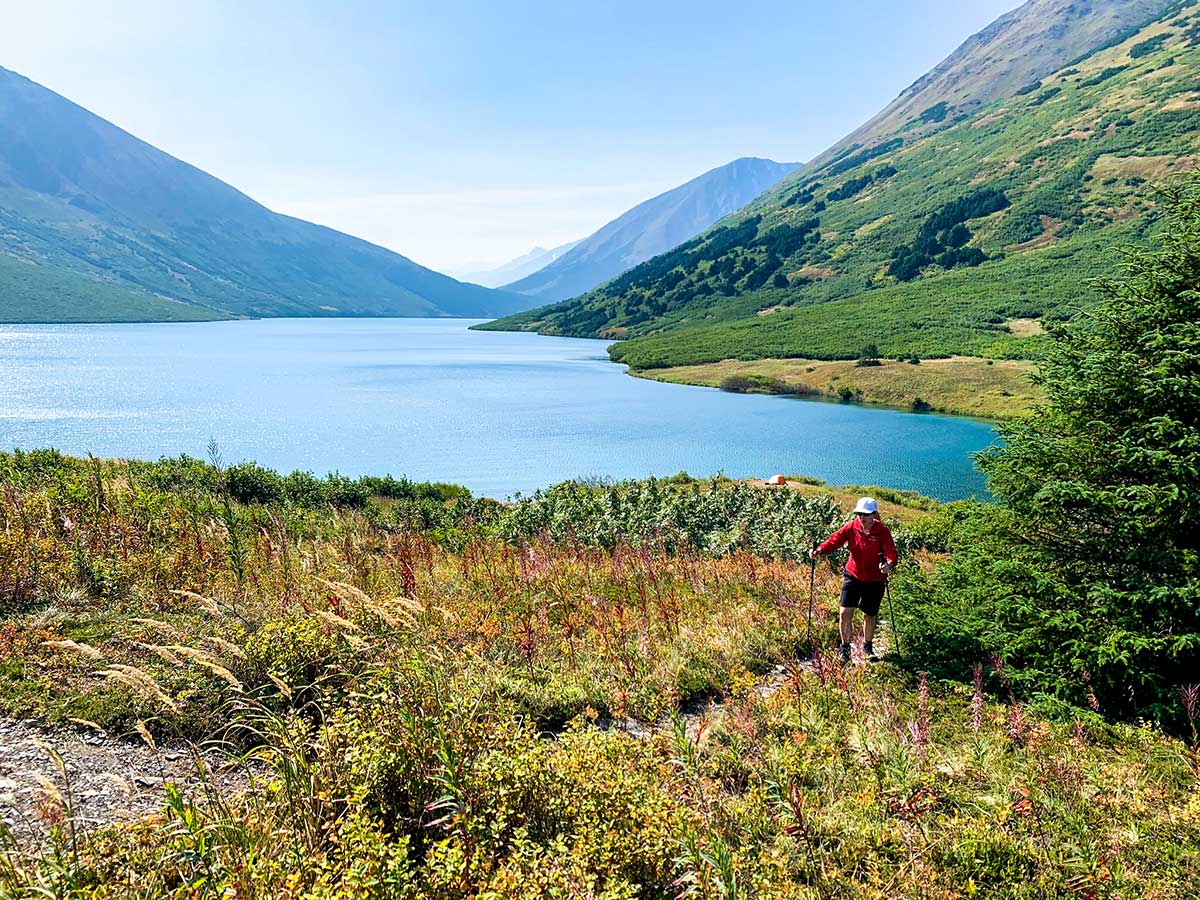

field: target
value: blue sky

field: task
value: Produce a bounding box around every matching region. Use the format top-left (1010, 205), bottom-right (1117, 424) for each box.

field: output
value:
top-left (1, 1), bottom-right (1019, 274)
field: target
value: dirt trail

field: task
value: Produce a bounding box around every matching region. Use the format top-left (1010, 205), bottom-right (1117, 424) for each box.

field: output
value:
top-left (613, 638), bottom-right (888, 740)
top-left (1, 643), bottom-right (887, 842)
top-left (0, 718), bottom-right (248, 847)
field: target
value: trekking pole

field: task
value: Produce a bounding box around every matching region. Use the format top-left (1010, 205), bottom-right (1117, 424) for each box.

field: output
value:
top-left (883, 561), bottom-right (903, 658)
top-left (807, 540), bottom-right (817, 653)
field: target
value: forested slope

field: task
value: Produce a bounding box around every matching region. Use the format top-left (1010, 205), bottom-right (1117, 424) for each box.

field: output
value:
top-left (484, 1), bottom-right (1200, 372)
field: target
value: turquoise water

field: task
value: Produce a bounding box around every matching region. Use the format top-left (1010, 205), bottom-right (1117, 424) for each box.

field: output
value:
top-left (0, 319), bottom-right (996, 500)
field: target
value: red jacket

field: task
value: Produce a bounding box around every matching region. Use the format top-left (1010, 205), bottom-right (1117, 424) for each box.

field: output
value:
top-left (818, 519), bottom-right (898, 583)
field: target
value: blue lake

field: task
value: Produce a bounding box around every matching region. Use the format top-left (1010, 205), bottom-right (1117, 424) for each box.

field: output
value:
top-left (0, 318), bottom-right (996, 500)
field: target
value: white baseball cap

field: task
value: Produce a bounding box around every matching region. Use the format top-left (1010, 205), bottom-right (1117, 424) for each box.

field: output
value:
top-left (853, 497), bottom-right (879, 515)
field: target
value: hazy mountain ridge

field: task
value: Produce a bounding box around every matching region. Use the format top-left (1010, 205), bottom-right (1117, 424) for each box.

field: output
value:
top-left (483, 0), bottom-right (1200, 369)
top-left (500, 157), bottom-right (800, 302)
top-left (0, 66), bottom-right (530, 323)
top-left (458, 240), bottom-right (583, 288)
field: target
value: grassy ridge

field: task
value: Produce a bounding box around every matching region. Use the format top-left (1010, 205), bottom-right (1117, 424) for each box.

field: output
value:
top-left (484, 5), bottom-right (1200, 369)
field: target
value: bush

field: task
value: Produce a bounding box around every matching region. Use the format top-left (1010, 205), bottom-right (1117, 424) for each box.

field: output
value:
top-left (1129, 34), bottom-right (1168, 59)
top-left (718, 374), bottom-right (758, 393)
top-left (829, 175), bottom-right (872, 202)
top-left (225, 461), bottom-right (282, 504)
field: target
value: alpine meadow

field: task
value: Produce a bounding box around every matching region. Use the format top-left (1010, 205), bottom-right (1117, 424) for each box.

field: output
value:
top-left (2, 0), bottom-right (1200, 898)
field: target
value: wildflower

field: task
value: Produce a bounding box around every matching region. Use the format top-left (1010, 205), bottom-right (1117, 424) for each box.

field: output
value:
top-left (970, 663), bottom-right (984, 733)
top-left (1008, 704), bottom-right (1028, 744)
top-left (1011, 786), bottom-right (1034, 819)
top-left (1181, 684), bottom-right (1198, 747)
top-left (908, 672), bottom-right (931, 760)
top-left (1081, 669), bottom-right (1100, 712)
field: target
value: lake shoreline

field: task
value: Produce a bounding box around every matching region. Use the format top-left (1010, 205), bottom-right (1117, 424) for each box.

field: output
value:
top-left (474, 320), bottom-right (1037, 421)
top-left (626, 355), bottom-right (1039, 421)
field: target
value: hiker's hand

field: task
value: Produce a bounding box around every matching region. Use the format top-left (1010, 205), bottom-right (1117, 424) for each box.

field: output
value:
top-left (880, 561), bottom-right (894, 575)
top-left (809, 549), bottom-right (822, 561)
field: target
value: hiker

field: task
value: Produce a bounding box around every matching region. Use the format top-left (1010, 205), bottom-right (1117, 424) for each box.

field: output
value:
top-left (811, 497), bottom-right (898, 663)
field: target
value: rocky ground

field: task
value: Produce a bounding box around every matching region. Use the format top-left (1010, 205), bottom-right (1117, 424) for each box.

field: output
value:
top-left (0, 718), bottom-right (251, 847)
top-left (0, 642), bottom-right (884, 845)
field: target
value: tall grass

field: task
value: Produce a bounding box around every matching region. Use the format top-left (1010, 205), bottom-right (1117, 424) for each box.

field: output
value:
top-left (0, 452), bottom-right (1197, 897)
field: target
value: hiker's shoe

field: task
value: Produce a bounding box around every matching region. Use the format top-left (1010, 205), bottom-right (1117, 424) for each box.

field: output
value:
top-left (864, 641), bottom-right (878, 661)
top-left (839, 643), bottom-right (852, 665)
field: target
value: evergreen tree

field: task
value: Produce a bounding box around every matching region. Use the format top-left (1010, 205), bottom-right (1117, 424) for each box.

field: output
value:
top-left (908, 177), bottom-right (1200, 727)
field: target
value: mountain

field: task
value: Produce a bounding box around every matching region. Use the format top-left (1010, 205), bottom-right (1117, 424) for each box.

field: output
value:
top-left (499, 157), bottom-right (800, 303)
top-left (0, 66), bottom-right (530, 323)
top-left (822, 0), bottom-right (1183, 165)
top-left (483, 0), bottom-right (1196, 371)
top-left (457, 240), bottom-right (583, 288)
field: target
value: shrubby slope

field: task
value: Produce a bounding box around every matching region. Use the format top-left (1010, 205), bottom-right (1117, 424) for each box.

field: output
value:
top-left (0, 451), bottom-right (1197, 897)
top-left (484, 1), bottom-right (1200, 370)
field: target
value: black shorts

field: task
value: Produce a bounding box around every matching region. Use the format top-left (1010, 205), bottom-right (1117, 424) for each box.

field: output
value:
top-left (840, 573), bottom-right (885, 617)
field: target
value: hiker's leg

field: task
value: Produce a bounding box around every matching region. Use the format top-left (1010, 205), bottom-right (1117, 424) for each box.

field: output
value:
top-left (861, 586), bottom-right (884, 646)
top-left (840, 606), bottom-right (855, 645)
top-left (839, 574), bottom-right (860, 646)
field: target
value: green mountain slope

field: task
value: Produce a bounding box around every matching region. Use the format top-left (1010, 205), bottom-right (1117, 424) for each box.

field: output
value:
top-left (0, 66), bottom-right (530, 323)
top-left (822, 0), bottom-right (1183, 164)
top-left (501, 157), bottom-right (800, 302)
top-left (484, 0), bottom-right (1198, 371)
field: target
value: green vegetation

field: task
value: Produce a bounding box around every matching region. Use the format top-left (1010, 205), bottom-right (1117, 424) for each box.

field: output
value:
top-left (897, 175), bottom-right (1200, 728)
top-left (4, 9), bottom-right (1200, 896)
top-left (2, 441), bottom-right (1198, 895)
top-left (3, 181), bottom-right (1199, 883)
top-left (0, 254), bottom-right (227, 323)
top-left (482, 4), bottom-right (1200, 372)
top-left (1130, 33), bottom-right (1170, 57)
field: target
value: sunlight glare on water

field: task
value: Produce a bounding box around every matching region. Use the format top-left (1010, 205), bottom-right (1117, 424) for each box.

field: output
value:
top-left (0, 319), bottom-right (996, 500)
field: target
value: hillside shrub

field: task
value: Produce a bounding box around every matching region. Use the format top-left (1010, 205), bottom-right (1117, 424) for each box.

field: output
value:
top-left (824, 137), bottom-right (904, 178)
top-left (829, 175), bottom-right (872, 202)
top-left (1079, 66), bottom-right (1126, 87)
top-left (918, 101), bottom-right (950, 123)
top-left (890, 189), bottom-right (1008, 280)
top-left (1130, 34), bottom-right (1169, 59)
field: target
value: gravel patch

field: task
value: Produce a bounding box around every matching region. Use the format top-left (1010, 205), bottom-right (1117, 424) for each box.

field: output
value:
top-left (0, 718), bottom-right (250, 847)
